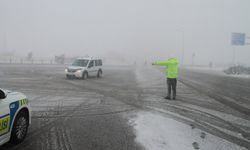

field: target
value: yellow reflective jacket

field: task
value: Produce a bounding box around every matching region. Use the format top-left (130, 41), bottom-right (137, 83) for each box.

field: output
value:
top-left (154, 58), bottom-right (179, 78)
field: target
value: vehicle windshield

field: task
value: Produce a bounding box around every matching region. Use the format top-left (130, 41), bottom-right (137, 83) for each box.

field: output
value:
top-left (71, 59), bottom-right (89, 67)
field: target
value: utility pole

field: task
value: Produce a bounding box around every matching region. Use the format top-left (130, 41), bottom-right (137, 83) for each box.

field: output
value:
top-left (3, 32), bottom-right (7, 51)
top-left (176, 27), bottom-right (185, 66)
top-left (232, 46), bottom-right (236, 66)
top-left (181, 31), bottom-right (184, 66)
top-left (192, 52), bottom-right (195, 66)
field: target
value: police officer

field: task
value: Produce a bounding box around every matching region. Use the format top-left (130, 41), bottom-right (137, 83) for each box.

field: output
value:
top-left (152, 57), bottom-right (179, 100)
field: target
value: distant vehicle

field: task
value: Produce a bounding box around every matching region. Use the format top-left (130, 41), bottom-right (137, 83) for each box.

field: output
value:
top-left (65, 57), bottom-right (103, 79)
top-left (0, 89), bottom-right (31, 146)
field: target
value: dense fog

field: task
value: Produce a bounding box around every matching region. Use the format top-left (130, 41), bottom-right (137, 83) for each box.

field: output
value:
top-left (0, 0), bottom-right (250, 66)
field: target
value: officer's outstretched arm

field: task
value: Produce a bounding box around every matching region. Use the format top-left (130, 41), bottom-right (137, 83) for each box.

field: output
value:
top-left (152, 61), bottom-right (168, 66)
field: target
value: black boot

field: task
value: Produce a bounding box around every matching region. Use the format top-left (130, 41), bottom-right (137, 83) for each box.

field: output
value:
top-left (165, 96), bottom-right (171, 100)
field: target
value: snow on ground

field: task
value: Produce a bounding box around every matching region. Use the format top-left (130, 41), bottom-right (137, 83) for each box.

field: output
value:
top-left (177, 103), bottom-right (250, 129)
top-left (185, 66), bottom-right (225, 71)
top-left (226, 74), bottom-right (250, 78)
top-left (134, 67), bottom-right (248, 150)
top-left (185, 66), bottom-right (250, 78)
top-left (130, 112), bottom-right (247, 150)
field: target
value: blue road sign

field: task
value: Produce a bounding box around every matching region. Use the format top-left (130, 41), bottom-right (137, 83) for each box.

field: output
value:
top-left (231, 33), bottom-right (245, 45)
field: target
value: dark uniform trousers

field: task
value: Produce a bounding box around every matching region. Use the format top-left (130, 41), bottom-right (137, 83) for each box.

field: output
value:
top-left (167, 78), bottom-right (177, 98)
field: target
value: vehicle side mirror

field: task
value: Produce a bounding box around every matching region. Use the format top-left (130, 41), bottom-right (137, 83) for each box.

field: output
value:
top-left (0, 89), bottom-right (6, 99)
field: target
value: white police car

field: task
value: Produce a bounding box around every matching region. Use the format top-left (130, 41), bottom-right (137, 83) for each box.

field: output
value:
top-left (0, 89), bottom-right (31, 146)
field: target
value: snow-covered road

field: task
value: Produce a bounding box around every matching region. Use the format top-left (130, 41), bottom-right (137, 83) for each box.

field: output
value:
top-left (0, 64), bottom-right (249, 150)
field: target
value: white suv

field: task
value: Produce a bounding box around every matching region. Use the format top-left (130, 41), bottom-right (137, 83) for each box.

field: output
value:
top-left (65, 57), bottom-right (103, 79)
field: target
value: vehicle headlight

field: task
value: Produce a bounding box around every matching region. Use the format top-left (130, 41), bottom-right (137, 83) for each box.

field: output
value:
top-left (76, 70), bottom-right (82, 73)
top-left (65, 68), bottom-right (68, 72)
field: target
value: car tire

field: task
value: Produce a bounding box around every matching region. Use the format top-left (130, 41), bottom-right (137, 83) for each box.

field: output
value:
top-left (97, 70), bottom-right (102, 78)
top-left (10, 111), bottom-right (29, 144)
top-left (82, 72), bottom-right (88, 80)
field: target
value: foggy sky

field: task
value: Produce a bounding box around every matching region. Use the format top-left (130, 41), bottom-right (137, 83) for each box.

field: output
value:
top-left (1, 0), bottom-right (250, 66)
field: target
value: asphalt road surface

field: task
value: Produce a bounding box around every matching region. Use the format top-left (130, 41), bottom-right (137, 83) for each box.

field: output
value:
top-left (0, 64), bottom-right (249, 150)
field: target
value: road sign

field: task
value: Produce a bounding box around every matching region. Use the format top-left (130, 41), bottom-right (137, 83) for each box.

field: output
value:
top-left (231, 33), bottom-right (245, 45)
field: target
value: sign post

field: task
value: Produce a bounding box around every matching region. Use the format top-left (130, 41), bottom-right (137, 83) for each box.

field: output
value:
top-left (231, 33), bottom-right (246, 65)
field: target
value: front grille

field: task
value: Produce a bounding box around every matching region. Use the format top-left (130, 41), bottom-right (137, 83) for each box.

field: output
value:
top-left (68, 69), bottom-right (77, 73)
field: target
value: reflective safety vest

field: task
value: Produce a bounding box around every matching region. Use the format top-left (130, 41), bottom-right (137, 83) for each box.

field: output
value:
top-left (154, 58), bottom-right (179, 78)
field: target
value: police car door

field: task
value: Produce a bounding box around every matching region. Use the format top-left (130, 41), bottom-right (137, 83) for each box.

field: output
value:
top-left (0, 95), bottom-right (11, 140)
